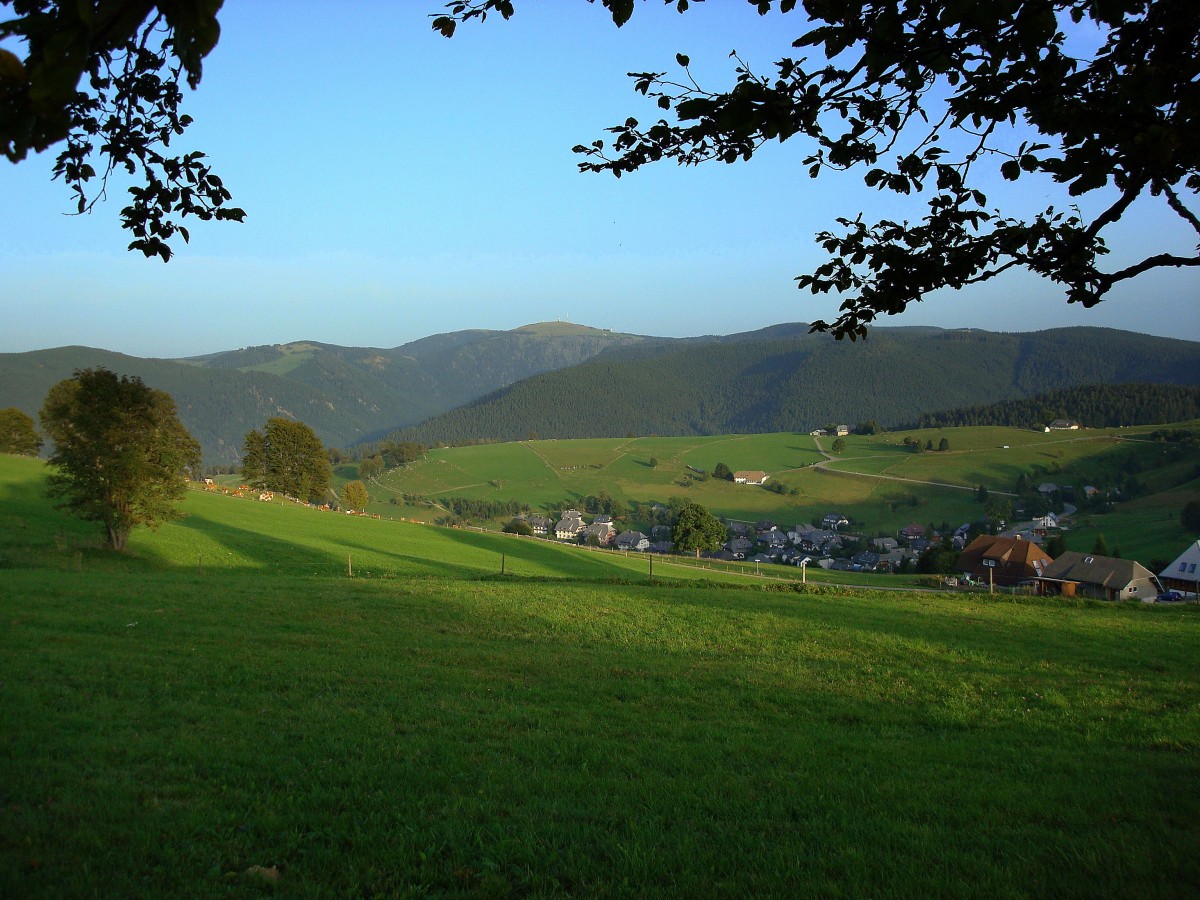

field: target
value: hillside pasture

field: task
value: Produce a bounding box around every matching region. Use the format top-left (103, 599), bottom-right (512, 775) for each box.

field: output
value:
top-left (3, 566), bottom-right (1199, 896)
top-left (369, 427), bottom-right (1197, 542)
top-left (3, 451), bottom-right (1200, 895)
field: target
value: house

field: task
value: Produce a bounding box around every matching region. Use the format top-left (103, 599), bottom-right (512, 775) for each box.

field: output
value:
top-left (580, 521), bottom-right (616, 546)
top-left (765, 530), bottom-right (790, 549)
top-left (734, 471), bottom-right (769, 485)
top-left (1159, 540), bottom-right (1200, 596)
top-left (851, 550), bottom-right (882, 571)
top-left (725, 537), bottom-right (754, 557)
top-left (1038, 552), bottom-right (1162, 601)
top-left (835, 425), bottom-right (850, 436)
top-left (1046, 419), bottom-right (1081, 430)
top-left (592, 514), bottom-right (613, 525)
top-left (648, 540), bottom-right (674, 554)
top-left (1037, 482), bottom-right (1059, 496)
top-left (899, 522), bottom-right (926, 541)
top-left (554, 511), bottom-right (585, 540)
top-left (955, 535), bottom-right (1053, 587)
top-left (614, 530), bottom-right (650, 552)
top-left (822, 513), bottom-right (849, 530)
top-left (809, 429), bottom-right (827, 437)
top-left (872, 537), bottom-right (899, 553)
top-left (1032, 512), bottom-right (1059, 529)
top-left (754, 519), bottom-right (778, 535)
top-left (526, 515), bottom-right (553, 536)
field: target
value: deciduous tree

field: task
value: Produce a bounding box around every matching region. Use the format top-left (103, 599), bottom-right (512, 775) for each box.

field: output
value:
top-left (0, 407), bottom-right (42, 456)
top-left (1, 1), bottom-right (244, 260)
top-left (438, 0), bottom-right (1200, 337)
top-left (672, 501), bottom-right (727, 556)
top-left (341, 480), bottom-right (370, 512)
top-left (242, 417), bottom-right (332, 504)
top-left (39, 368), bottom-right (200, 550)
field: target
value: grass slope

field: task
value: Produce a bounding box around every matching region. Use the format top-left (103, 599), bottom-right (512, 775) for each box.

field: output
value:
top-left (3, 454), bottom-right (1199, 897)
top-left (372, 425), bottom-right (1199, 561)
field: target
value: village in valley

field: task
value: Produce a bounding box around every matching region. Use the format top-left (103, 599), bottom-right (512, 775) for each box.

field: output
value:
top-left (487, 419), bottom-right (1200, 604)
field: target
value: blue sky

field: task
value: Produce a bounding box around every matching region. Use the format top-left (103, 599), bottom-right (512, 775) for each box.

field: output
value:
top-left (2, 1), bottom-right (1196, 357)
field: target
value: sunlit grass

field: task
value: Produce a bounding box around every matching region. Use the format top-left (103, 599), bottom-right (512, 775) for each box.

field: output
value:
top-left (3, 452), bottom-right (1199, 896)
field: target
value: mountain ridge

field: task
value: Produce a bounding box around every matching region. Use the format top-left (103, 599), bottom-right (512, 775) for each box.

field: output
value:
top-left (3, 323), bottom-right (1197, 464)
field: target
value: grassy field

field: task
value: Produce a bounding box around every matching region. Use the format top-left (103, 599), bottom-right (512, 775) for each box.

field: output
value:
top-left (367, 425), bottom-right (1199, 562)
top-left (3, 453), bottom-right (1200, 896)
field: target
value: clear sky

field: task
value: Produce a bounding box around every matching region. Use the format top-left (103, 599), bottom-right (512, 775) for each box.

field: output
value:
top-left (2, 1), bottom-right (1196, 358)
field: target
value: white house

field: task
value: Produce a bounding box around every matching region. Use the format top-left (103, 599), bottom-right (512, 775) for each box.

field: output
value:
top-left (733, 470), bottom-right (769, 485)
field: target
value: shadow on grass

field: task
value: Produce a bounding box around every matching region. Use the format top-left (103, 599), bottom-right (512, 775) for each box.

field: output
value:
top-left (433, 528), bottom-right (641, 579)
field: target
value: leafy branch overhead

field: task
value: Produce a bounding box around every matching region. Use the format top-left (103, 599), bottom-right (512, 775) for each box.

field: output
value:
top-left (436, 0), bottom-right (1200, 339)
top-left (0, 0), bottom-right (243, 261)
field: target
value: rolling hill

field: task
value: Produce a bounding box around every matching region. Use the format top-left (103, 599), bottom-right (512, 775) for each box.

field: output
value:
top-left (3, 322), bottom-right (1197, 465)
top-left (0, 323), bottom-right (649, 464)
top-left (389, 326), bottom-right (1200, 445)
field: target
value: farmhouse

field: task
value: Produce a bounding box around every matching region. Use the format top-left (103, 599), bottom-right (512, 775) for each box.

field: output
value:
top-left (733, 471), bottom-right (769, 485)
top-left (555, 511), bottom-right (585, 540)
top-left (580, 521), bottom-right (616, 546)
top-left (1046, 419), bottom-right (1081, 430)
top-left (1158, 540), bottom-right (1200, 597)
top-left (525, 515), bottom-right (552, 535)
top-left (1037, 552), bottom-right (1161, 601)
top-left (955, 535), bottom-right (1052, 587)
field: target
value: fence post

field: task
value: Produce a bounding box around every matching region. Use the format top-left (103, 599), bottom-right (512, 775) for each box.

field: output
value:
top-left (348, 554), bottom-right (353, 577)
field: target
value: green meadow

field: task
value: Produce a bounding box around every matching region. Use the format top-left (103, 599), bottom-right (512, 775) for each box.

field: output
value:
top-left (2, 452), bottom-right (1200, 897)
top-left (368, 425), bottom-right (1199, 556)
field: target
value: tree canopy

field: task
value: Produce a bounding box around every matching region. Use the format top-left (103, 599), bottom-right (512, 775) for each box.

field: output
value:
top-left (242, 417), bottom-right (333, 504)
top-left (0, 407), bottom-right (42, 456)
top-left (0, 0), bottom-right (243, 261)
top-left (341, 480), bottom-right (370, 512)
top-left (671, 502), bottom-right (727, 556)
top-left (437, 0), bottom-right (1199, 338)
top-left (6, 1), bottom-right (1196, 332)
top-left (39, 368), bottom-right (200, 550)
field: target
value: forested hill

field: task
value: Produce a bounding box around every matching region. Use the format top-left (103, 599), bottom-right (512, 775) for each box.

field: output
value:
top-left (0, 323), bottom-right (648, 465)
top-left (387, 327), bottom-right (1200, 444)
top-left (910, 383), bottom-right (1200, 430)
